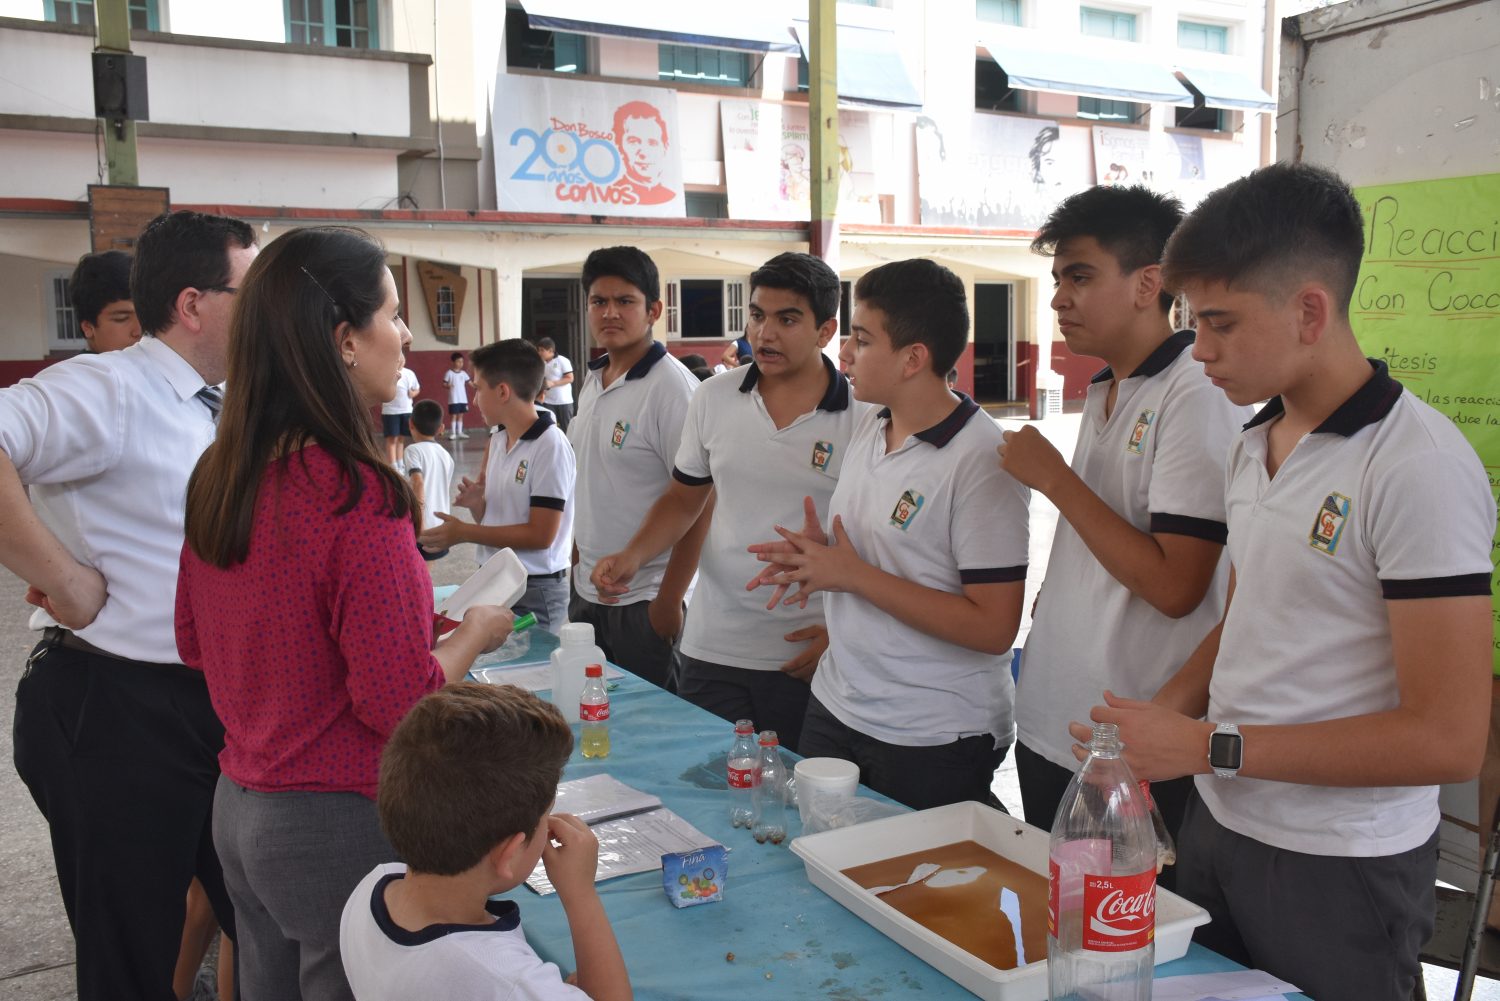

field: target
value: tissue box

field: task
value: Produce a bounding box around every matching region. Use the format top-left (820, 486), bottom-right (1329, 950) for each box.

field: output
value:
top-left (661, 845), bottom-right (726, 908)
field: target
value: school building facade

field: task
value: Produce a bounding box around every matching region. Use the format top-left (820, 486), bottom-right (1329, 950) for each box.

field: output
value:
top-left (0, 0), bottom-right (1277, 407)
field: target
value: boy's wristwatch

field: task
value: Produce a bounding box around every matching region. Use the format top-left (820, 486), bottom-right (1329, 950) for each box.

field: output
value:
top-left (1208, 722), bottom-right (1242, 779)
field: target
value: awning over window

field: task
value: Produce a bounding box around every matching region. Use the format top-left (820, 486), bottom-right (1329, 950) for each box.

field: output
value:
top-left (982, 39), bottom-right (1196, 106)
top-left (1174, 66), bottom-right (1276, 112)
top-left (519, 0), bottom-right (799, 54)
top-left (793, 21), bottom-right (922, 108)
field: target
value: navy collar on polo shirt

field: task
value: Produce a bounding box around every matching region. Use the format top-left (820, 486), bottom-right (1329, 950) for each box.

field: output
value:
top-left (495, 409), bottom-right (556, 441)
top-left (369, 871), bottom-right (520, 945)
top-left (876, 393), bottom-right (982, 449)
top-left (1088, 329), bottom-right (1195, 385)
top-left (1243, 359), bottom-right (1402, 437)
top-left (737, 354), bottom-right (851, 412)
top-left (585, 339), bottom-right (668, 380)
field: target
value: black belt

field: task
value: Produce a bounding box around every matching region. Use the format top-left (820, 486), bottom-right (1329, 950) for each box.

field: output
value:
top-left (528, 569), bottom-right (567, 581)
top-left (41, 626), bottom-right (186, 671)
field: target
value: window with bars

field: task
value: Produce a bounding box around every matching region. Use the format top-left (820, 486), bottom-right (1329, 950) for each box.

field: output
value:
top-left (977, 0), bottom-right (1021, 26)
top-left (725, 282), bottom-right (745, 336)
top-left (48, 274), bottom-right (84, 350)
top-left (286, 0), bottom-right (377, 49)
top-left (665, 282), bottom-right (680, 337)
top-left (1080, 7), bottom-right (1136, 41)
top-left (659, 45), bottom-right (750, 87)
top-left (1178, 21), bottom-right (1228, 53)
top-left (45, 0), bottom-right (158, 30)
top-left (436, 286), bottom-right (456, 331)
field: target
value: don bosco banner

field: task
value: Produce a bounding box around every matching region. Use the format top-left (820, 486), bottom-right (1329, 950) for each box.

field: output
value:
top-left (495, 76), bottom-right (685, 218)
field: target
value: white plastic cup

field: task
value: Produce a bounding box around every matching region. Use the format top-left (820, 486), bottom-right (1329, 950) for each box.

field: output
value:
top-left (794, 757), bottom-right (860, 831)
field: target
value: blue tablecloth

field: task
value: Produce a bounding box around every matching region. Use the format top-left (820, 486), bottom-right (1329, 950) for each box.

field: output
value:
top-left (493, 673), bottom-right (1305, 1000)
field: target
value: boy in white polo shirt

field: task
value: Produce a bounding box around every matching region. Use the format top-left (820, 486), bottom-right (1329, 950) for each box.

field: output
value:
top-left (591, 252), bottom-right (865, 751)
top-left (1076, 163), bottom-right (1495, 1000)
top-left (751, 259), bottom-right (1030, 810)
top-left (406, 399), bottom-right (457, 562)
top-left (997, 186), bottom-right (1250, 860)
top-left (568, 246), bottom-right (706, 688)
top-left (419, 339), bottom-right (575, 632)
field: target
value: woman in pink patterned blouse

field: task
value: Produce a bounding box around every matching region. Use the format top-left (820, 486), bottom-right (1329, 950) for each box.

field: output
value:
top-left (177, 227), bottom-right (513, 1001)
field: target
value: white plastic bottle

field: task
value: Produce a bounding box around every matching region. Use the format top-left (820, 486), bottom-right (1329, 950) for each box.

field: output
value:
top-left (549, 622), bottom-right (606, 721)
top-left (1048, 723), bottom-right (1155, 1001)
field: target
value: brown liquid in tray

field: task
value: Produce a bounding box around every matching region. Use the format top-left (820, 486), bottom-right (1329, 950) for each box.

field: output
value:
top-left (841, 840), bottom-right (1048, 971)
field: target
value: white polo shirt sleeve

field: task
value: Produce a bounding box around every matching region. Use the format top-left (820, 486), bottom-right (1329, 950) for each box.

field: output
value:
top-left (952, 441), bottom-right (1030, 584)
top-left (527, 426), bottom-right (576, 513)
top-left (671, 386), bottom-right (713, 485)
top-left (1145, 378), bottom-right (1239, 543)
top-left (1368, 443), bottom-right (1495, 596)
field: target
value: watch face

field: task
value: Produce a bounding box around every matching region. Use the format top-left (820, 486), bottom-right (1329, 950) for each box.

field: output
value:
top-left (1209, 731), bottom-right (1243, 771)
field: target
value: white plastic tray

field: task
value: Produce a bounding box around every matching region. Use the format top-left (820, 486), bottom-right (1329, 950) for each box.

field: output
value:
top-left (791, 801), bottom-right (1209, 1001)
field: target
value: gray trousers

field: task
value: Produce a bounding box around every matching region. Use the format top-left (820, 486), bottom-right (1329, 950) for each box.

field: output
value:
top-left (213, 775), bottom-right (395, 1001)
top-left (513, 573), bottom-right (570, 634)
top-left (1178, 790), bottom-right (1436, 1001)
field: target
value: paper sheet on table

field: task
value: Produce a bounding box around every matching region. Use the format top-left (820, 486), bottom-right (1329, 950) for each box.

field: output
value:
top-left (471, 661), bottom-right (622, 693)
top-left (525, 808), bottom-right (719, 895)
top-left (552, 773), bottom-right (661, 825)
top-left (1152, 970), bottom-right (1300, 1001)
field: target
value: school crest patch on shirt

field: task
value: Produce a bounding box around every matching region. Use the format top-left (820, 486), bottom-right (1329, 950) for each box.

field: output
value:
top-left (889, 489), bottom-right (925, 531)
top-left (611, 420), bottom-right (631, 449)
top-left (1126, 409), bottom-right (1156, 455)
top-left (1309, 492), bottom-right (1351, 555)
top-left (812, 440), bottom-right (834, 470)
top-left (515, 459), bottom-right (528, 484)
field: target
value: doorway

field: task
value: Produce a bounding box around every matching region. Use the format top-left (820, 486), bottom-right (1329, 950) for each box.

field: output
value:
top-left (522, 277), bottom-right (584, 368)
top-left (973, 282), bottom-right (1015, 402)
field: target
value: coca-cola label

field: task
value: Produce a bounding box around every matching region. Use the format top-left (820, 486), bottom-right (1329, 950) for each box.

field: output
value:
top-left (580, 702), bottom-right (609, 722)
top-left (1048, 858), bottom-right (1060, 938)
top-left (1081, 869), bottom-right (1155, 952)
top-left (727, 766), bottom-right (755, 789)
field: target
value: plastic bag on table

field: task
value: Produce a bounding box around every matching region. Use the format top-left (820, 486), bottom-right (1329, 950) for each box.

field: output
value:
top-left (802, 794), bottom-right (907, 835)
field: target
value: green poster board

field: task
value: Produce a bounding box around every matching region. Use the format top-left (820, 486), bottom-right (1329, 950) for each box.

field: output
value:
top-left (1353, 172), bottom-right (1500, 672)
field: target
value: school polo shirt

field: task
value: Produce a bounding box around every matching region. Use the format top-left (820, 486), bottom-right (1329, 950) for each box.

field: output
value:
top-left (570, 340), bottom-right (699, 604)
top-left (476, 412), bottom-right (575, 576)
top-left (672, 357), bottom-right (870, 672)
top-left (1198, 361), bottom-right (1494, 858)
top-left (811, 397), bottom-right (1031, 747)
top-left (1017, 332), bottom-right (1251, 769)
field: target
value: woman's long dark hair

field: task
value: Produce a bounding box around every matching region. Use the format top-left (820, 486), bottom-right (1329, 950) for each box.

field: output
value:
top-left (185, 226), bottom-right (417, 568)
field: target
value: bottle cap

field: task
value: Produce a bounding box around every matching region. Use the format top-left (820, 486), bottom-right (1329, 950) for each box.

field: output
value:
top-left (585, 663), bottom-right (604, 677)
top-left (734, 719), bottom-right (754, 734)
top-left (758, 729), bottom-right (779, 746)
top-left (559, 622), bottom-right (596, 647)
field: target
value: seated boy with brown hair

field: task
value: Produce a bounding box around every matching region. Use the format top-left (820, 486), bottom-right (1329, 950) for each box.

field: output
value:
top-left (339, 683), bottom-right (632, 1001)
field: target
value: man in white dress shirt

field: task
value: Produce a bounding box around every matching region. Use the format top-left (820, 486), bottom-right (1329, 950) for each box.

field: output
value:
top-left (1, 211), bottom-right (256, 1001)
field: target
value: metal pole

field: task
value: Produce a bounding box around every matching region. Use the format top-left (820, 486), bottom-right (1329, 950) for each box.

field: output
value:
top-left (96, 0), bottom-right (139, 186)
top-left (807, 0), bottom-right (838, 267)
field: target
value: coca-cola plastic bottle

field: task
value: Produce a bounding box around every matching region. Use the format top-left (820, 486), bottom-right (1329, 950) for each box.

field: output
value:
top-left (1048, 723), bottom-right (1155, 1001)
top-left (750, 730), bottom-right (788, 845)
top-left (727, 719), bottom-right (758, 828)
top-left (579, 664), bottom-right (609, 759)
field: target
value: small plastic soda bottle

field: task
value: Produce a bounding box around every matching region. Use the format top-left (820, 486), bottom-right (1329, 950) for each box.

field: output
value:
top-left (751, 730), bottom-right (788, 845)
top-left (1047, 723), bottom-right (1155, 1001)
top-left (579, 664), bottom-right (610, 759)
top-left (727, 719), bottom-right (758, 828)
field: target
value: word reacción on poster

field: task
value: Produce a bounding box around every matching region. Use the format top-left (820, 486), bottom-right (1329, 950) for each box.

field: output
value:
top-left (1352, 172), bottom-right (1500, 669)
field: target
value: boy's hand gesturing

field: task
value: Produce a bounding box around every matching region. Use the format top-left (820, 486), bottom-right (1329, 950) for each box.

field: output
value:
top-left (756, 514), bottom-right (860, 608)
top-left (996, 426), bottom-right (1067, 495)
top-left (745, 496), bottom-right (828, 610)
top-left (543, 813), bottom-right (600, 901)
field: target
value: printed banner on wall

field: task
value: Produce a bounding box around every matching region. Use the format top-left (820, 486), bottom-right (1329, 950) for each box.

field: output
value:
top-left (1092, 127), bottom-right (1206, 197)
top-left (1352, 172), bottom-right (1500, 670)
top-left (494, 75), bottom-right (685, 218)
top-left (720, 100), bottom-right (881, 223)
top-left (916, 113), bottom-right (1077, 230)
